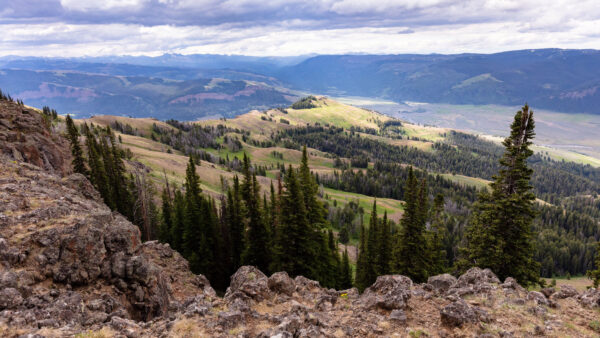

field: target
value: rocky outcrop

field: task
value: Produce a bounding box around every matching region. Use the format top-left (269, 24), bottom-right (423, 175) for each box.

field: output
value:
top-left (359, 275), bottom-right (412, 310)
top-left (0, 101), bottom-right (71, 176)
top-left (0, 155), bottom-right (211, 335)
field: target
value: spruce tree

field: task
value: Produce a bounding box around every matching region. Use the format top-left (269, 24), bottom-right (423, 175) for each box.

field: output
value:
top-left (377, 211), bottom-right (391, 275)
top-left (272, 166), bottom-right (315, 278)
top-left (170, 188), bottom-right (186, 252)
top-left (84, 124), bottom-right (110, 205)
top-left (182, 157), bottom-right (205, 265)
top-left (393, 166), bottom-right (429, 283)
top-left (240, 155), bottom-right (271, 273)
top-left (427, 194), bottom-right (447, 276)
top-left (65, 115), bottom-right (87, 176)
top-left (586, 242), bottom-right (600, 288)
top-left (365, 200), bottom-right (379, 285)
top-left (462, 105), bottom-right (540, 286)
top-left (340, 248), bottom-right (353, 289)
top-left (228, 176), bottom-right (244, 270)
top-left (159, 187), bottom-right (173, 244)
top-left (298, 145), bottom-right (326, 226)
top-left (355, 224), bottom-right (370, 291)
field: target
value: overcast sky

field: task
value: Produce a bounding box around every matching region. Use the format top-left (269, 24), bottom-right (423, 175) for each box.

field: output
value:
top-left (1, 0), bottom-right (600, 57)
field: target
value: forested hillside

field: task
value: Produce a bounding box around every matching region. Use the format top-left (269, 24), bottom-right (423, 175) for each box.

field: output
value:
top-left (63, 96), bottom-right (600, 287)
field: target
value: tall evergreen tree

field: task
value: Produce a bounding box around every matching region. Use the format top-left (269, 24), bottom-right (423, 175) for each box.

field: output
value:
top-left (586, 242), bottom-right (599, 288)
top-left (340, 248), bottom-right (353, 290)
top-left (377, 211), bottom-right (391, 275)
top-left (462, 104), bottom-right (540, 286)
top-left (365, 200), bottom-right (379, 285)
top-left (427, 194), bottom-right (447, 275)
top-left (355, 223), bottom-right (370, 291)
top-left (228, 176), bottom-right (245, 270)
top-left (84, 124), bottom-right (110, 205)
top-left (64, 115), bottom-right (87, 176)
top-left (298, 145), bottom-right (326, 226)
top-left (170, 188), bottom-right (186, 252)
top-left (272, 166), bottom-right (314, 278)
top-left (393, 166), bottom-right (429, 283)
top-left (159, 186), bottom-right (173, 244)
top-left (240, 155), bottom-right (271, 273)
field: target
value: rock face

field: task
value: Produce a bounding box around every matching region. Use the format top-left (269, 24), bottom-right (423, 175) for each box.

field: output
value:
top-left (0, 101), bottom-right (71, 176)
top-left (0, 101), bottom-right (213, 335)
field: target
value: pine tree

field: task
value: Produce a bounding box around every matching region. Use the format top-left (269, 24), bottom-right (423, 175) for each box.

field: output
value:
top-left (393, 166), bottom-right (429, 283)
top-left (427, 194), bottom-right (447, 276)
top-left (377, 211), bottom-right (391, 275)
top-left (340, 248), bottom-right (353, 289)
top-left (84, 124), bottom-right (110, 205)
top-left (240, 155), bottom-right (271, 273)
top-left (228, 176), bottom-right (244, 270)
top-left (298, 145), bottom-right (326, 226)
top-left (272, 166), bottom-right (315, 278)
top-left (159, 186), bottom-right (173, 244)
top-left (170, 188), bottom-right (186, 252)
top-left (586, 242), bottom-right (600, 288)
top-left (182, 157), bottom-right (205, 263)
top-left (355, 223), bottom-right (370, 291)
top-left (64, 115), bottom-right (88, 176)
top-left (462, 104), bottom-right (540, 286)
top-left (365, 200), bottom-right (379, 285)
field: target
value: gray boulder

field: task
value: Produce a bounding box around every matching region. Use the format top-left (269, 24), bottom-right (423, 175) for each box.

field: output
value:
top-left (428, 274), bottom-right (457, 293)
top-left (268, 271), bottom-right (296, 296)
top-left (360, 275), bottom-right (412, 310)
top-left (225, 266), bottom-right (270, 302)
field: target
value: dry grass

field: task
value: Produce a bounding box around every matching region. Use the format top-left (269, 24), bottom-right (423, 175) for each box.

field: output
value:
top-left (74, 327), bottom-right (117, 338)
top-left (171, 318), bottom-right (206, 338)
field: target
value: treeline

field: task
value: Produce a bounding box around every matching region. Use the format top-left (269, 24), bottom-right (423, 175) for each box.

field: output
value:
top-left (65, 116), bottom-right (160, 240)
top-left (157, 148), bottom-right (352, 291)
top-left (355, 168), bottom-right (448, 290)
top-left (318, 161), bottom-right (479, 205)
top-left (275, 125), bottom-right (599, 276)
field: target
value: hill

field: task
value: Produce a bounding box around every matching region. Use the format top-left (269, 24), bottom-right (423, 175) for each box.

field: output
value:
top-left (0, 69), bottom-right (294, 120)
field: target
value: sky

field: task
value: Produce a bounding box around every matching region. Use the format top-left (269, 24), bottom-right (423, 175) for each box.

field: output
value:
top-left (1, 0), bottom-right (600, 57)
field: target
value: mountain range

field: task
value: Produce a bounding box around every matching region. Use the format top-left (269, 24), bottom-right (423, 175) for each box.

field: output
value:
top-left (2, 48), bottom-right (600, 118)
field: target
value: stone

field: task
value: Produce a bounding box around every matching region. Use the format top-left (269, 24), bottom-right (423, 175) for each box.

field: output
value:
top-left (218, 310), bottom-right (243, 329)
top-left (527, 291), bottom-right (549, 306)
top-left (428, 274), bottom-right (457, 293)
top-left (440, 301), bottom-right (478, 327)
top-left (552, 285), bottom-right (579, 299)
top-left (0, 288), bottom-right (23, 309)
top-left (225, 266), bottom-right (270, 302)
top-left (268, 271), bottom-right (296, 296)
top-left (578, 288), bottom-right (600, 308)
top-left (389, 309), bottom-right (407, 324)
top-left (360, 275), bottom-right (413, 310)
top-left (540, 287), bottom-right (555, 298)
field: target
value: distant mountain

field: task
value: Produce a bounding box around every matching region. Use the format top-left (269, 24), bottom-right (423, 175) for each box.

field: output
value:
top-left (0, 69), bottom-right (294, 119)
top-left (278, 49), bottom-right (600, 114)
top-left (3, 49), bottom-right (600, 116)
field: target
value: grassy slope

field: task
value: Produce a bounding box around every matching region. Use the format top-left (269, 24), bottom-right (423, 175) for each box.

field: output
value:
top-left (80, 96), bottom-right (591, 225)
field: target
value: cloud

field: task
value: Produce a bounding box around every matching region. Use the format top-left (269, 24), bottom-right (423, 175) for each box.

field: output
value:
top-left (0, 0), bottom-right (599, 56)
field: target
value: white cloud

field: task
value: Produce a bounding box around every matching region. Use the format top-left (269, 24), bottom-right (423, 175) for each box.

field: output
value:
top-left (1, 0), bottom-right (600, 56)
top-left (60, 0), bottom-right (148, 11)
